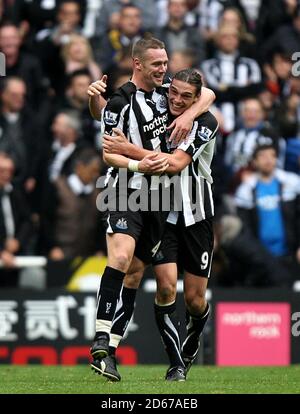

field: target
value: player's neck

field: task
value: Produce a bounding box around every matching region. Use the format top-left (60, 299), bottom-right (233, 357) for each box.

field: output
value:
top-left (131, 73), bottom-right (154, 92)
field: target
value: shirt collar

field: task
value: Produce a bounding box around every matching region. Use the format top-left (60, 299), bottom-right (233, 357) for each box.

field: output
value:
top-left (67, 174), bottom-right (93, 195)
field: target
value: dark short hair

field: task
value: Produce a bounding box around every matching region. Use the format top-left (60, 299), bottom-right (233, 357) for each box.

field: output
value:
top-left (252, 144), bottom-right (278, 160)
top-left (66, 69), bottom-right (91, 88)
top-left (0, 76), bottom-right (26, 95)
top-left (132, 37), bottom-right (165, 60)
top-left (120, 3), bottom-right (141, 13)
top-left (74, 148), bottom-right (100, 166)
top-left (172, 69), bottom-right (203, 95)
top-left (58, 0), bottom-right (81, 10)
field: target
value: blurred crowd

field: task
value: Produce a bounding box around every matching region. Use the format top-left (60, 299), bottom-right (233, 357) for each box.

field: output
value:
top-left (0, 0), bottom-right (300, 288)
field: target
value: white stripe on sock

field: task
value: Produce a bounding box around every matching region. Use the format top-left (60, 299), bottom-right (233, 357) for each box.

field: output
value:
top-left (96, 319), bottom-right (112, 334)
top-left (109, 333), bottom-right (123, 349)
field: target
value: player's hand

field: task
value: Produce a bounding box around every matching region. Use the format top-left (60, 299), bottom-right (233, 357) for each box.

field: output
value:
top-left (103, 128), bottom-right (130, 155)
top-left (87, 75), bottom-right (107, 97)
top-left (138, 153), bottom-right (169, 174)
top-left (167, 113), bottom-right (193, 145)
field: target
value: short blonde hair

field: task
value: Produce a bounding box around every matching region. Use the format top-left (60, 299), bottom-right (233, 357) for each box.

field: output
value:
top-left (61, 34), bottom-right (94, 64)
top-left (132, 36), bottom-right (165, 60)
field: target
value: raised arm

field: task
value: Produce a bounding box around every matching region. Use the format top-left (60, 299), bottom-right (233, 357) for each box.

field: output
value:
top-left (87, 75), bottom-right (108, 120)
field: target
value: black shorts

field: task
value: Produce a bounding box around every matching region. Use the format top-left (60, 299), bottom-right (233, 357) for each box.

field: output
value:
top-left (105, 210), bottom-right (168, 264)
top-left (152, 216), bottom-right (214, 277)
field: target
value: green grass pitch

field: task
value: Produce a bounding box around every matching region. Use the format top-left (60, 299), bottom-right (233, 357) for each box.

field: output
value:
top-left (0, 365), bottom-right (299, 394)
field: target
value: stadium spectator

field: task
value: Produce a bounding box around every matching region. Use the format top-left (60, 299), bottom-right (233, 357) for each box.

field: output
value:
top-left (81, 0), bottom-right (103, 39)
top-left (201, 24), bottom-right (262, 134)
top-left (198, 0), bottom-right (227, 40)
top-left (11, 0), bottom-right (86, 46)
top-left (55, 69), bottom-right (101, 147)
top-left (155, 0), bottom-right (203, 28)
top-left (61, 33), bottom-right (102, 81)
top-left (212, 212), bottom-right (293, 287)
top-left (0, 0), bottom-right (13, 22)
top-left (35, 0), bottom-right (84, 95)
top-left (154, 0), bottom-right (206, 66)
top-left (257, 86), bottom-right (279, 126)
top-left (211, 7), bottom-right (256, 59)
top-left (0, 22), bottom-right (48, 112)
top-left (87, 37), bottom-right (215, 382)
top-left (93, 4), bottom-right (149, 73)
top-left (0, 153), bottom-right (33, 287)
top-left (40, 148), bottom-right (105, 260)
top-left (167, 49), bottom-right (196, 76)
top-left (103, 46), bottom-right (133, 98)
top-left (228, 0), bottom-right (294, 47)
top-left (276, 92), bottom-right (300, 139)
top-left (0, 76), bottom-right (43, 194)
top-left (224, 97), bottom-right (286, 189)
top-left (93, 0), bottom-right (158, 38)
top-left (260, 4), bottom-right (300, 63)
top-left (47, 110), bottom-right (89, 183)
top-left (263, 52), bottom-right (294, 100)
top-left (234, 144), bottom-right (300, 285)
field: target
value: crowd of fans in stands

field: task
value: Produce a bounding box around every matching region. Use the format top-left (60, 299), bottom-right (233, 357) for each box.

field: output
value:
top-left (0, 0), bottom-right (300, 288)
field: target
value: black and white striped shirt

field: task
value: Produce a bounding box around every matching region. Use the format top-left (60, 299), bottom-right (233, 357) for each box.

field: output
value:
top-left (101, 80), bottom-right (170, 190)
top-left (224, 126), bottom-right (286, 172)
top-left (167, 111), bottom-right (219, 227)
top-left (201, 52), bottom-right (262, 133)
top-left (199, 0), bottom-right (227, 31)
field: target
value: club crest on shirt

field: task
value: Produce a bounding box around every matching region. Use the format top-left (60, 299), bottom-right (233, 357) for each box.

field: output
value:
top-left (156, 95), bottom-right (168, 114)
top-left (104, 110), bottom-right (118, 126)
top-left (198, 126), bottom-right (212, 141)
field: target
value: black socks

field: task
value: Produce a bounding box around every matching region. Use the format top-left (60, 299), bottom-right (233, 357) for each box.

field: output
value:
top-left (154, 301), bottom-right (184, 368)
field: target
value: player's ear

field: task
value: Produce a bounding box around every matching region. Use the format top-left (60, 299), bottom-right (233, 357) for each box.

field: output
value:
top-left (133, 57), bottom-right (142, 71)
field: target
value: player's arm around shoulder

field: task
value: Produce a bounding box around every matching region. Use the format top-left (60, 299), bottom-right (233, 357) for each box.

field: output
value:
top-left (191, 111), bottom-right (219, 148)
top-left (165, 111), bottom-right (219, 173)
